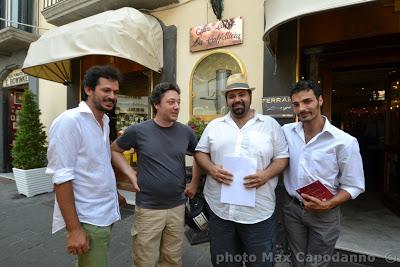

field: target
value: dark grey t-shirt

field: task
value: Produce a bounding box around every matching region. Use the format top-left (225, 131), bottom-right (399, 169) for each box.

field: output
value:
top-left (116, 120), bottom-right (197, 209)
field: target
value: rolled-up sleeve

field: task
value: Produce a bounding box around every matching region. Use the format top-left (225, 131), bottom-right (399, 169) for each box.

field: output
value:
top-left (338, 138), bottom-right (365, 199)
top-left (195, 123), bottom-right (212, 153)
top-left (46, 115), bottom-right (80, 184)
top-left (272, 120), bottom-right (289, 159)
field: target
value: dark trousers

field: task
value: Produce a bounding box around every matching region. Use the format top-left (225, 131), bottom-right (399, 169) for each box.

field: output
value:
top-left (283, 193), bottom-right (341, 267)
top-left (207, 207), bottom-right (276, 267)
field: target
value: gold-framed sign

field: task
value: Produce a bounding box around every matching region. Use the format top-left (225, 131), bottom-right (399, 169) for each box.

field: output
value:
top-left (190, 17), bottom-right (243, 52)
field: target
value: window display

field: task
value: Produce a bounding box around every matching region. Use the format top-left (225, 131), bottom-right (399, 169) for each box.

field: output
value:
top-left (115, 95), bottom-right (149, 133)
top-left (191, 51), bottom-right (245, 121)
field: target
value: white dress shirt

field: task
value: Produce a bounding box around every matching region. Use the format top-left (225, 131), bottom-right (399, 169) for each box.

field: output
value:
top-left (46, 101), bottom-right (120, 233)
top-left (196, 113), bottom-right (289, 224)
top-left (282, 117), bottom-right (365, 200)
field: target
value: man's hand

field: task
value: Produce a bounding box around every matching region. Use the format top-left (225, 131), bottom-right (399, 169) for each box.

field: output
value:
top-left (243, 171), bottom-right (267, 189)
top-left (185, 181), bottom-right (198, 199)
top-left (210, 165), bottom-right (233, 185)
top-left (118, 192), bottom-right (127, 208)
top-left (129, 174), bottom-right (140, 192)
top-left (301, 193), bottom-right (333, 212)
top-left (66, 227), bottom-right (90, 255)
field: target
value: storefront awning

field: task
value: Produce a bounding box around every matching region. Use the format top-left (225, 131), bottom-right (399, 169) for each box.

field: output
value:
top-left (22, 7), bottom-right (163, 84)
top-left (263, 0), bottom-right (376, 53)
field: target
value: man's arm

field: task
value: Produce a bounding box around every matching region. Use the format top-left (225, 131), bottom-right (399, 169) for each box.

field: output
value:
top-left (54, 182), bottom-right (89, 255)
top-left (110, 141), bottom-right (140, 192)
top-left (243, 158), bottom-right (288, 188)
top-left (185, 157), bottom-right (201, 198)
top-left (194, 152), bottom-right (233, 185)
top-left (302, 138), bottom-right (364, 212)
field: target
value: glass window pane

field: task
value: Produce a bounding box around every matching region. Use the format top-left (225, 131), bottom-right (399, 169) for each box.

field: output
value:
top-left (192, 52), bottom-right (243, 120)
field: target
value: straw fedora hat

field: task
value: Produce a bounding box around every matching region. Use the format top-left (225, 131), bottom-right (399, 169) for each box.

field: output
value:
top-left (221, 73), bottom-right (255, 95)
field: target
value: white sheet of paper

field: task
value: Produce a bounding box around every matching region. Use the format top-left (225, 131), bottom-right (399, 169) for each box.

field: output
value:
top-left (220, 156), bottom-right (257, 207)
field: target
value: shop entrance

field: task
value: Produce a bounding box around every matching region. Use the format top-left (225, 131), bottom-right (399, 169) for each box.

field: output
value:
top-left (301, 33), bottom-right (400, 215)
top-left (1, 87), bottom-right (26, 172)
top-left (330, 66), bottom-right (399, 199)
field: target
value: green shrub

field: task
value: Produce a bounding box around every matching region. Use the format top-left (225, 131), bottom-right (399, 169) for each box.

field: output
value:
top-left (12, 90), bottom-right (47, 169)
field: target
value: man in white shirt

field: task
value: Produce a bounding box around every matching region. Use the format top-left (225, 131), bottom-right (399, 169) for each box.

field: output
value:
top-left (46, 65), bottom-right (123, 267)
top-left (195, 73), bottom-right (289, 267)
top-left (282, 80), bottom-right (365, 267)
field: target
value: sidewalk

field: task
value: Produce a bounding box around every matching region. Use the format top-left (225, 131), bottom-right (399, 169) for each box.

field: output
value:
top-left (0, 177), bottom-right (211, 267)
top-left (1, 177), bottom-right (393, 267)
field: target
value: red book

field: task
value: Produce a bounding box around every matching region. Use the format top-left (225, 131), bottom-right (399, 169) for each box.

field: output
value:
top-left (296, 180), bottom-right (334, 201)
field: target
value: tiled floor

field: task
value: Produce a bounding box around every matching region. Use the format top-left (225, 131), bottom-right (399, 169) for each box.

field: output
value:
top-left (336, 192), bottom-right (400, 262)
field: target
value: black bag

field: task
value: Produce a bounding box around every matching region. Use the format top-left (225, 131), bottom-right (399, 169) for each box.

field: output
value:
top-left (185, 192), bottom-right (208, 232)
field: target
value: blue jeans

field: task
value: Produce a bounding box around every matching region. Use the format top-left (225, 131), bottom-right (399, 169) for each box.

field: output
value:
top-left (207, 207), bottom-right (276, 267)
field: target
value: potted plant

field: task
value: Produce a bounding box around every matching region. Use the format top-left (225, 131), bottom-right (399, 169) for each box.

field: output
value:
top-left (187, 116), bottom-right (207, 141)
top-left (12, 90), bottom-right (52, 197)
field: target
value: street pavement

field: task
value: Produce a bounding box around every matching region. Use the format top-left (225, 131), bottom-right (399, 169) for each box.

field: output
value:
top-left (0, 177), bottom-right (390, 267)
top-left (0, 177), bottom-right (211, 267)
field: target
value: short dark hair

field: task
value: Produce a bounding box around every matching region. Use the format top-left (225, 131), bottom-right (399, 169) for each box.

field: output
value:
top-left (290, 80), bottom-right (321, 98)
top-left (149, 82), bottom-right (181, 114)
top-left (82, 65), bottom-right (122, 100)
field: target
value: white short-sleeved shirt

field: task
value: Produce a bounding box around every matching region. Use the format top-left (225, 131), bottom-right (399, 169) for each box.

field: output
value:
top-left (195, 113), bottom-right (289, 224)
top-left (46, 101), bottom-right (120, 233)
top-left (282, 117), bottom-right (365, 200)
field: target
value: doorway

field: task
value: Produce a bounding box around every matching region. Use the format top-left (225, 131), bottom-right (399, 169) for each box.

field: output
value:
top-left (324, 66), bottom-right (400, 260)
top-left (323, 64), bottom-right (400, 216)
top-left (330, 67), bottom-right (396, 194)
top-left (2, 87), bottom-right (26, 172)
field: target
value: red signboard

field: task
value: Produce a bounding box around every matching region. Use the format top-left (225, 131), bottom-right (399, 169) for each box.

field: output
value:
top-left (190, 17), bottom-right (243, 52)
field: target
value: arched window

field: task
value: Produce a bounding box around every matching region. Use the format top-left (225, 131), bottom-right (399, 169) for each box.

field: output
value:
top-left (190, 50), bottom-right (246, 121)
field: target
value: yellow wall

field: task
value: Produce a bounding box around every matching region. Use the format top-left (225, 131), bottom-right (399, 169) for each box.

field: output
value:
top-left (152, 0), bottom-right (265, 124)
top-left (37, 0), bottom-right (67, 134)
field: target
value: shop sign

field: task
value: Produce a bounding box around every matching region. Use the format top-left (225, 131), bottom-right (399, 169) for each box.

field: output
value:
top-left (262, 96), bottom-right (294, 118)
top-left (190, 17), bottom-right (243, 52)
top-left (2, 69), bottom-right (29, 88)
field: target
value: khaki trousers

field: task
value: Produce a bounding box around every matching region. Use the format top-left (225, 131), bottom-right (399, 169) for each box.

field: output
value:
top-left (132, 204), bottom-right (185, 267)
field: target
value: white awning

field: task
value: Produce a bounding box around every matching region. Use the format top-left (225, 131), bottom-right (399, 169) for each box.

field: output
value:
top-left (263, 0), bottom-right (376, 53)
top-left (22, 7), bottom-right (163, 84)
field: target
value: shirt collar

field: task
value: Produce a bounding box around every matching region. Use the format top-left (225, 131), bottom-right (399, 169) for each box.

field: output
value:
top-left (78, 101), bottom-right (109, 124)
top-left (294, 116), bottom-right (339, 137)
top-left (219, 110), bottom-right (263, 123)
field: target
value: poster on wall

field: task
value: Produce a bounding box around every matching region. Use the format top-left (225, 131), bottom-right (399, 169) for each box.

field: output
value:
top-left (190, 17), bottom-right (243, 52)
top-left (262, 96), bottom-right (294, 118)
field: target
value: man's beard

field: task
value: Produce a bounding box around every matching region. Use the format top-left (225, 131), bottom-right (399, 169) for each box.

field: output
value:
top-left (231, 101), bottom-right (246, 116)
top-left (93, 97), bottom-right (115, 113)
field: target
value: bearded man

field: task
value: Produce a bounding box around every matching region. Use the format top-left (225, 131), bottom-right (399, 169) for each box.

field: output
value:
top-left (195, 73), bottom-right (289, 267)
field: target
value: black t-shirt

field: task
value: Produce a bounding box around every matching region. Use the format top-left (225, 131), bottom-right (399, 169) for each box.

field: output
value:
top-left (116, 120), bottom-right (197, 209)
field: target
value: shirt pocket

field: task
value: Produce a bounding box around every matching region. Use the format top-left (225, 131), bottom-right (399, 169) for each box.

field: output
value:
top-left (248, 132), bottom-right (273, 160)
top-left (308, 151), bottom-right (337, 180)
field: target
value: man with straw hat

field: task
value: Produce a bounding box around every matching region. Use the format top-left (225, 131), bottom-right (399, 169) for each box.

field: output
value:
top-left (195, 73), bottom-right (289, 266)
